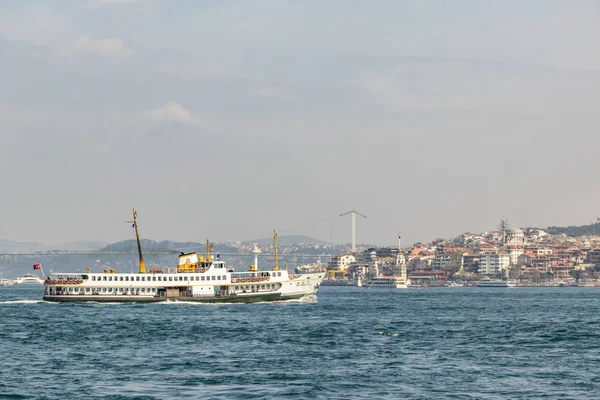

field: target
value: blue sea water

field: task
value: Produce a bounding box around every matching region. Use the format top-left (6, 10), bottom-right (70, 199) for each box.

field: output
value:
top-left (2, 286), bottom-right (600, 399)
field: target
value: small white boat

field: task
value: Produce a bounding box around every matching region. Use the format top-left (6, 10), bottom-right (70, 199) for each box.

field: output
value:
top-left (477, 277), bottom-right (515, 288)
top-left (14, 273), bottom-right (44, 285)
top-left (0, 278), bottom-right (15, 287)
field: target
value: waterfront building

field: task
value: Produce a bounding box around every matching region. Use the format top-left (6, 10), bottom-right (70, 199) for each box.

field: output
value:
top-left (586, 249), bottom-right (600, 265)
top-left (328, 254), bottom-right (356, 271)
top-left (347, 262), bottom-right (369, 278)
top-left (478, 252), bottom-right (510, 275)
top-left (525, 247), bottom-right (553, 258)
top-left (408, 269), bottom-right (449, 284)
top-left (516, 253), bottom-right (533, 267)
top-left (407, 256), bottom-right (432, 270)
top-left (362, 247), bottom-right (399, 260)
top-left (461, 254), bottom-right (480, 272)
top-left (478, 244), bottom-right (498, 254)
top-left (551, 263), bottom-right (571, 279)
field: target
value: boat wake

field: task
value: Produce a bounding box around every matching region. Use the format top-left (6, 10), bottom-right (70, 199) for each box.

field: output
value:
top-left (378, 331), bottom-right (402, 337)
top-left (159, 300), bottom-right (232, 306)
top-left (153, 295), bottom-right (319, 306)
top-left (0, 299), bottom-right (57, 305)
top-left (278, 294), bottom-right (318, 304)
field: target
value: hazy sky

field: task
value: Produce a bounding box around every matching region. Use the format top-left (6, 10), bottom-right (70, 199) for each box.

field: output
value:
top-left (1, 0), bottom-right (600, 247)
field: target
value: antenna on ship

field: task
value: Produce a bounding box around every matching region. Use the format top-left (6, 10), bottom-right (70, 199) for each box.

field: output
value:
top-left (126, 208), bottom-right (146, 274)
top-left (273, 230), bottom-right (279, 270)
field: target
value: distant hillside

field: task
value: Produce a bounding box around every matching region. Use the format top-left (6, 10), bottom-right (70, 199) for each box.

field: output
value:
top-left (100, 239), bottom-right (240, 254)
top-left (0, 239), bottom-right (47, 253)
top-left (56, 241), bottom-right (108, 251)
top-left (546, 222), bottom-right (600, 238)
top-left (245, 235), bottom-right (325, 245)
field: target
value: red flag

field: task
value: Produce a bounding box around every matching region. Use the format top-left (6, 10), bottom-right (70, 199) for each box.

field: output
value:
top-left (33, 263), bottom-right (41, 270)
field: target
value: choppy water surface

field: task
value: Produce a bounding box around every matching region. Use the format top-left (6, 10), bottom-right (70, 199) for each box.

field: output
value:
top-left (2, 286), bottom-right (600, 399)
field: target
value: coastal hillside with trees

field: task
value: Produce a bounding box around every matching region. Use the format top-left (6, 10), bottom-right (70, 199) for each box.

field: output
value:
top-left (546, 223), bottom-right (600, 238)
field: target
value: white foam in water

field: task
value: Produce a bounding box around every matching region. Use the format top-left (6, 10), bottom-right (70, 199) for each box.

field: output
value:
top-left (280, 294), bottom-right (318, 304)
top-left (0, 299), bottom-right (54, 305)
top-left (154, 295), bottom-right (318, 306)
top-left (378, 331), bottom-right (401, 337)
top-left (159, 300), bottom-right (229, 306)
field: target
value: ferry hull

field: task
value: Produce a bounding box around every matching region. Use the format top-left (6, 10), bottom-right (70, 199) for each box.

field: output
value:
top-left (43, 292), bottom-right (311, 304)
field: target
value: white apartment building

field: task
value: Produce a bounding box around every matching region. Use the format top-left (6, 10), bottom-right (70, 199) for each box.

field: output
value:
top-left (328, 254), bottom-right (356, 271)
top-left (478, 252), bottom-right (510, 275)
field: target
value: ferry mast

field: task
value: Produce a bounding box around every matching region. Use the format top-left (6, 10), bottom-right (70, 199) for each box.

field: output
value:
top-left (274, 230), bottom-right (279, 271)
top-left (128, 208), bottom-right (146, 274)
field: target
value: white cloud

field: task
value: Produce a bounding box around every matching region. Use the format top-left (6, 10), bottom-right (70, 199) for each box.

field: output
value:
top-left (138, 102), bottom-right (192, 123)
top-left (59, 36), bottom-right (130, 57)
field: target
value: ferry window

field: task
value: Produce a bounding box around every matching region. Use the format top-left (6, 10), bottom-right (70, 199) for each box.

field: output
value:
top-left (141, 277), bottom-right (145, 281)
top-left (169, 277), bottom-right (173, 281)
top-left (125, 277), bottom-right (129, 281)
top-left (153, 277), bottom-right (156, 281)
top-left (212, 276), bottom-right (216, 281)
top-left (103, 276), bottom-right (107, 281)
top-left (92, 276), bottom-right (95, 281)
top-left (136, 277), bottom-right (140, 281)
top-left (119, 277), bottom-right (123, 281)
top-left (222, 276), bottom-right (226, 280)
top-left (201, 276), bottom-right (205, 281)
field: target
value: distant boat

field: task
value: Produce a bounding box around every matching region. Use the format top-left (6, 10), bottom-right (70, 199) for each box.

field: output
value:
top-left (477, 277), bottom-right (516, 288)
top-left (366, 276), bottom-right (409, 289)
top-left (356, 276), bottom-right (362, 287)
top-left (14, 273), bottom-right (44, 285)
top-left (0, 278), bottom-right (15, 287)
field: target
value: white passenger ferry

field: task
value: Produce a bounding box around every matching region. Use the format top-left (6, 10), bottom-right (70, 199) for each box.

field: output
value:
top-left (366, 276), bottom-right (409, 289)
top-left (476, 277), bottom-right (516, 288)
top-left (43, 210), bottom-right (324, 303)
top-left (365, 265), bottom-right (409, 289)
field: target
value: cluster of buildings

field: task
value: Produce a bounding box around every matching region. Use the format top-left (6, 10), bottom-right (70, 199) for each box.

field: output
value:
top-left (324, 221), bottom-right (600, 285)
